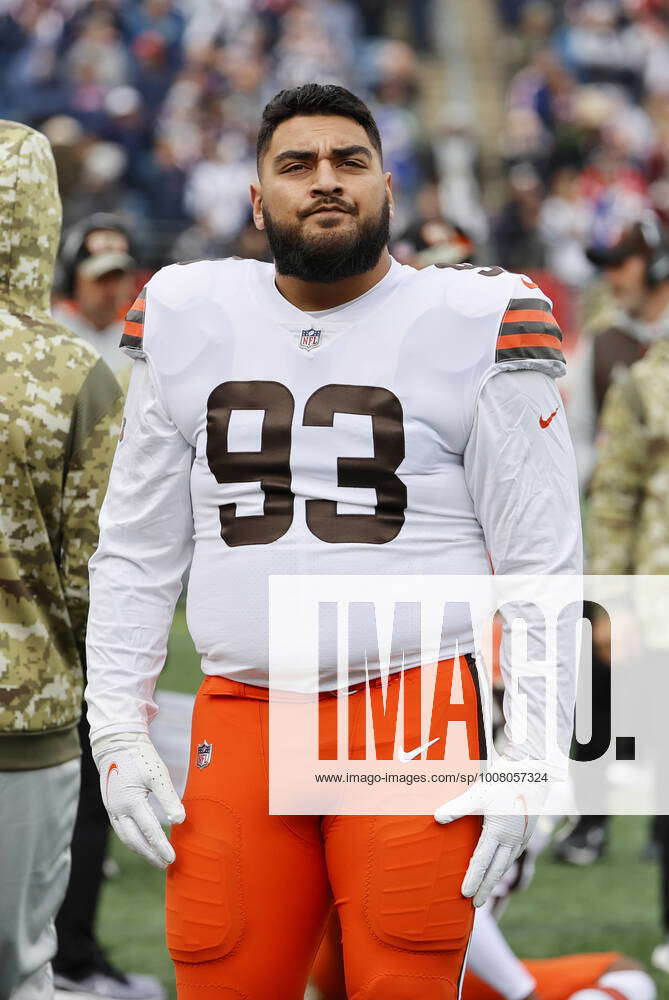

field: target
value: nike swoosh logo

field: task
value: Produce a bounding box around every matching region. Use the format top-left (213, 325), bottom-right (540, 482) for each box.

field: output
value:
top-left (539, 406), bottom-right (559, 429)
top-left (397, 737), bottom-right (440, 762)
top-left (521, 277), bottom-right (539, 289)
top-left (105, 762), bottom-right (118, 797)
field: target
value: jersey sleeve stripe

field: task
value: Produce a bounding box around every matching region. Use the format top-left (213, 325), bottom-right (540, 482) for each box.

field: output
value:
top-left (119, 332), bottom-right (143, 350)
top-left (122, 318), bottom-right (144, 338)
top-left (120, 288), bottom-right (147, 350)
top-left (498, 321), bottom-right (562, 340)
top-left (496, 290), bottom-right (565, 365)
top-left (506, 297), bottom-right (552, 313)
top-left (502, 308), bottom-right (560, 326)
top-left (496, 345), bottom-right (565, 363)
top-left (496, 332), bottom-right (563, 350)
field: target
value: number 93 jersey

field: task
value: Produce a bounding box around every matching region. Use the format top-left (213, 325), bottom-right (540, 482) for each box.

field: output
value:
top-left (93, 256), bottom-right (566, 701)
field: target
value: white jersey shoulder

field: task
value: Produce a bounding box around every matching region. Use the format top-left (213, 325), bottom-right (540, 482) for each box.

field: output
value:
top-left (415, 263), bottom-right (565, 379)
top-left (119, 257), bottom-right (249, 359)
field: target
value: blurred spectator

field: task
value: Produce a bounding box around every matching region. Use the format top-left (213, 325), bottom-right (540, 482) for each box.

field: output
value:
top-left (580, 213), bottom-right (669, 913)
top-left (65, 14), bottom-right (130, 107)
top-left (432, 104), bottom-right (488, 244)
top-left (53, 214), bottom-right (137, 381)
top-left (51, 212), bottom-right (161, 999)
top-left (539, 166), bottom-right (595, 286)
top-left (184, 131), bottom-right (257, 241)
top-left (566, 214), bottom-right (669, 491)
top-left (493, 163), bottom-right (546, 272)
top-left (392, 216), bottom-right (476, 269)
top-left (554, 0), bottom-right (644, 95)
top-left (555, 216), bottom-right (669, 870)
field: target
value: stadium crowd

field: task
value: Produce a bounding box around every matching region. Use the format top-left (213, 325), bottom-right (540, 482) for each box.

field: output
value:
top-left (0, 0), bottom-right (438, 267)
top-left (2, 0), bottom-right (669, 288)
top-left (494, 0), bottom-right (669, 284)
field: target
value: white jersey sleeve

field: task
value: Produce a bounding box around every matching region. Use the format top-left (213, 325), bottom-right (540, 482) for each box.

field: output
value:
top-left (464, 368), bottom-right (582, 775)
top-left (85, 288), bottom-right (195, 742)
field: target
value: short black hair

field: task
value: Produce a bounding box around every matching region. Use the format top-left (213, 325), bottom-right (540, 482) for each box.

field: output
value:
top-left (256, 83), bottom-right (383, 171)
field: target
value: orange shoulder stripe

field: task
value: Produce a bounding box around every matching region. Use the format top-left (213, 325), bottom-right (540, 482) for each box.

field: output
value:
top-left (122, 319), bottom-right (144, 339)
top-left (496, 332), bottom-right (562, 349)
top-left (502, 309), bottom-right (559, 326)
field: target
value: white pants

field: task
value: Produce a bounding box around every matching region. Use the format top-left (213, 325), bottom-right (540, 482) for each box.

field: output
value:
top-left (0, 759), bottom-right (80, 1000)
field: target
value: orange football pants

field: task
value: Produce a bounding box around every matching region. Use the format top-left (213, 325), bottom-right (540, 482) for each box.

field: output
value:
top-left (463, 953), bottom-right (622, 1000)
top-left (311, 913), bottom-right (620, 1000)
top-left (166, 658), bottom-right (483, 1000)
top-left (311, 917), bottom-right (621, 1000)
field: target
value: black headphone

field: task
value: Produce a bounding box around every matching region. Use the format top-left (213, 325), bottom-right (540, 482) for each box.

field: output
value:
top-left (640, 211), bottom-right (669, 286)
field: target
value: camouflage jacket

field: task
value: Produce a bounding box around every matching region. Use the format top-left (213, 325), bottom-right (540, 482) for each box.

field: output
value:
top-left (588, 336), bottom-right (669, 575)
top-left (0, 122), bottom-right (123, 770)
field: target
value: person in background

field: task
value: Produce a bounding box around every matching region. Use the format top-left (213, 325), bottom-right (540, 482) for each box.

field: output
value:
top-left (586, 284), bottom-right (669, 978)
top-left (53, 214), bottom-right (137, 386)
top-left (567, 216), bottom-right (669, 495)
top-left (52, 216), bottom-right (163, 1000)
top-left (392, 215), bottom-right (476, 269)
top-left (555, 215), bottom-right (669, 868)
top-left (0, 121), bottom-right (122, 1000)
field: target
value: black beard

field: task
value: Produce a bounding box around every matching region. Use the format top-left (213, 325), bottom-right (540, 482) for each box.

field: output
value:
top-left (263, 198), bottom-right (390, 283)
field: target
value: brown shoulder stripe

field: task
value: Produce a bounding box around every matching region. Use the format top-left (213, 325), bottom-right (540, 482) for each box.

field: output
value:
top-left (496, 345), bottom-right (565, 363)
top-left (120, 287), bottom-right (147, 350)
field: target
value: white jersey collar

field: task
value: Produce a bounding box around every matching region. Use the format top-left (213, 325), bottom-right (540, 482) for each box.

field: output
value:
top-left (256, 255), bottom-right (408, 326)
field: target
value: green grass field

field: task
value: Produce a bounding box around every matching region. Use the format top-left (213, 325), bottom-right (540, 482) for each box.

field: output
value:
top-left (97, 605), bottom-right (669, 999)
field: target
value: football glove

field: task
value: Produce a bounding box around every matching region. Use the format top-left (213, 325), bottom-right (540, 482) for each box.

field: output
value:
top-left (93, 732), bottom-right (185, 870)
top-left (434, 759), bottom-right (551, 907)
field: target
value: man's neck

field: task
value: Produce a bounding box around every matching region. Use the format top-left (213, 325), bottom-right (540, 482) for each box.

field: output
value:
top-left (642, 282), bottom-right (669, 324)
top-left (274, 250), bottom-right (392, 312)
top-left (81, 311), bottom-right (115, 332)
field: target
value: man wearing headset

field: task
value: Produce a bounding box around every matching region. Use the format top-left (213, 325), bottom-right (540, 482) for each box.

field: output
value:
top-left (557, 214), bottom-right (669, 868)
top-left (53, 214), bottom-right (137, 386)
top-left (567, 214), bottom-right (669, 496)
top-left (585, 217), bottom-right (669, 976)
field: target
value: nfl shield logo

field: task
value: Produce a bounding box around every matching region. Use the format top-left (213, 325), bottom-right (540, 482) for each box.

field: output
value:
top-left (196, 740), bottom-right (212, 769)
top-left (299, 327), bottom-right (322, 351)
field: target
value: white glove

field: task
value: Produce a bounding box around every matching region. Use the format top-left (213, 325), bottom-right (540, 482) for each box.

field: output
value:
top-left (434, 760), bottom-right (551, 907)
top-left (93, 732), bottom-right (186, 870)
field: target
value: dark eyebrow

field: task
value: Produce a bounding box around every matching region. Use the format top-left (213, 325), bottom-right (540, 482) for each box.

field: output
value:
top-left (272, 145), bottom-right (373, 167)
top-left (331, 146), bottom-right (373, 161)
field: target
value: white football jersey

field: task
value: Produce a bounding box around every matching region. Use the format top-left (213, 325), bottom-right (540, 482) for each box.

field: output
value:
top-left (86, 256), bottom-right (580, 741)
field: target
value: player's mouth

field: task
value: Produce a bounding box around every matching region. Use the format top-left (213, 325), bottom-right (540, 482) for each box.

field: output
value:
top-left (307, 203), bottom-right (353, 216)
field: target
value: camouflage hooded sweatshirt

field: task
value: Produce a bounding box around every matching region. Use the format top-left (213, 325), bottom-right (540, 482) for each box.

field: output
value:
top-left (0, 121), bottom-right (123, 770)
top-left (588, 335), bottom-right (669, 575)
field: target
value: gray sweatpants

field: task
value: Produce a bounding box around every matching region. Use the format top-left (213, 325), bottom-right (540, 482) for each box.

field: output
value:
top-left (0, 759), bottom-right (80, 1000)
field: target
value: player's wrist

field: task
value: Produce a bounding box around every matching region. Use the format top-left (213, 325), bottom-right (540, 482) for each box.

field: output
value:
top-left (91, 731), bottom-right (154, 768)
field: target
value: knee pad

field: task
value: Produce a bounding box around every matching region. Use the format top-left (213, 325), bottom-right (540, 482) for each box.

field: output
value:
top-left (166, 797), bottom-right (244, 964)
top-left (361, 973), bottom-right (456, 1000)
top-left (365, 816), bottom-right (477, 951)
top-left (570, 970), bottom-right (656, 1000)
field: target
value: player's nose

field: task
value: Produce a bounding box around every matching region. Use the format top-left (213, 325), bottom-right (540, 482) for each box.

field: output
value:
top-left (310, 159), bottom-right (344, 196)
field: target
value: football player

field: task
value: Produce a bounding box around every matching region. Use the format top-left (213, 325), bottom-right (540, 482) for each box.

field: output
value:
top-left (311, 824), bottom-right (656, 1000)
top-left (85, 83), bottom-right (582, 999)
